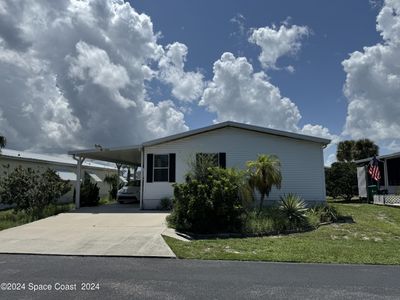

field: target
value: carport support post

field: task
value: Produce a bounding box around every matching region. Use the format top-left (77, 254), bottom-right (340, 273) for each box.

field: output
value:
top-left (116, 163), bottom-right (122, 189)
top-left (140, 147), bottom-right (144, 210)
top-left (74, 155), bottom-right (85, 209)
top-left (384, 159), bottom-right (389, 190)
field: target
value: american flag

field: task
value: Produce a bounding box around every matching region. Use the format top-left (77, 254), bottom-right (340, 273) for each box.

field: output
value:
top-left (368, 156), bottom-right (381, 182)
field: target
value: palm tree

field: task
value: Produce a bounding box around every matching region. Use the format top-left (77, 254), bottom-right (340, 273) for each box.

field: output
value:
top-left (353, 139), bottom-right (379, 161)
top-left (336, 140), bottom-right (355, 162)
top-left (0, 135), bottom-right (6, 152)
top-left (336, 139), bottom-right (379, 162)
top-left (104, 173), bottom-right (119, 200)
top-left (246, 154), bottom-right (282, 211)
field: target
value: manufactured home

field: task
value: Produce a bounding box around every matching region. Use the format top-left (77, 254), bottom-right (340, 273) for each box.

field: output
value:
top-left (356, 152), bottom-right (400, 205)
top-left (0, 149), bottom-right (117, 206)
top-left (69, 121), bottom-right (330, 209)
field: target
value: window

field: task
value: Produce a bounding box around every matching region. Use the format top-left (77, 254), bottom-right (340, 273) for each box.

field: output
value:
top-left (196, 153), bottom-right (219, 167)
top-left (388, 158), bottom-right (400, 186)
top-left (147, 153), bottom-right (176, 183)
top-left (153, 154), bottom-right (169, 182)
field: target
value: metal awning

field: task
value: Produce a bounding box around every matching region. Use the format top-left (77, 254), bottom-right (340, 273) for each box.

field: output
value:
top-left (56, 171), bottom-right (77, 181)
top-left (355, 152), bottom-right (400, 164)
top-left (68, 145), bottom-right (143, 209)
top-left (87, 172), bottom-right (102, 182)
top-left (68, 145), bottom-right (142, 165)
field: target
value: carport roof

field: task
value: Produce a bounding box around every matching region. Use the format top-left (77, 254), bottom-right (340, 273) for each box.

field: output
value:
top-left (68, 145), bottom-right (141, 165)
top-left (355, 152), bottom-right (400, 164)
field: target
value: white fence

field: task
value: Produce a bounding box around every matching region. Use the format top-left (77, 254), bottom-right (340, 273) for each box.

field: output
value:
top-left (374, 194), bottom-right (400, 207)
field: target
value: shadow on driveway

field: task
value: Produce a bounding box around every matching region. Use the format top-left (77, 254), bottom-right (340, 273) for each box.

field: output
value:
top-left (71, 202), bottom-right (170, 214)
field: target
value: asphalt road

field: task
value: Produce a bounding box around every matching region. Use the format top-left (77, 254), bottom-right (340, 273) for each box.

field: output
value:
top-left (0, 254), bottom-right (399, 299)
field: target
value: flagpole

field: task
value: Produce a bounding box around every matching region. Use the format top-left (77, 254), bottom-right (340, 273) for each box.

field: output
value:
top-left (368, 155), bottom-right (381, 204)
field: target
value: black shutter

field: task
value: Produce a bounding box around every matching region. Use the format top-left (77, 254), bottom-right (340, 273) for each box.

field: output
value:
top-left (146, 154), bottom-right (153, 182)
top-left (219, 152), bottom-right (226, 169)
top-left (169, 153), bottom-right (176, 182)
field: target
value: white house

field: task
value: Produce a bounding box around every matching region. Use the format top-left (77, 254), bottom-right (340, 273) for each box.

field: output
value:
top-left (69, 121), bottom-right (330, 209)
top-left (0, 149), bottom-right (117, 207)
top-left (356, 152), bottom-right (400, 202)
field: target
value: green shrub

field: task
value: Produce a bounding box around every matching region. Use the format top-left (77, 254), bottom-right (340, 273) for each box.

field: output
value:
top-left (79, 178), bottom-right (100, 207)
top-left (325, 162), bottom-right (358, 201)
top-left (98, 196), bottom-right (116, 206)
top-left (278, 194), bottom-right (308, 230)
top-left (168, 167), bottom-right (249, 233)
top-left (158, 197), bottom-right (172, 211)
top-left (305, 210), bottom-right (321, 229)
top-left (0, 166), bottom-right (71, 220)
top-left (309, 204), bottom-right (339, 223)
top-left (0, 203), bottom-right (73, 231)
top-left (103, 174), bottom-right (122, 200)
top-left (242, 203), bottom-right (315, 235)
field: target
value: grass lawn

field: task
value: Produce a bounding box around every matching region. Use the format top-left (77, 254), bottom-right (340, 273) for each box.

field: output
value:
top-left (164, 202), bottom-right (400, 264)
top-left (0, 203), bottom-right (74, 231)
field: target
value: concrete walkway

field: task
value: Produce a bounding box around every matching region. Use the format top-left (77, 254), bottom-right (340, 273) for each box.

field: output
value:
top-left (0, 203), bottom-right (176, 257)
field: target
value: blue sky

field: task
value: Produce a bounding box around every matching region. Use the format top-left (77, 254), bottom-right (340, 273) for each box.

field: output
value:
top-left (133, 0), bottom-right (381, 132)
top-left (1, 0), bottom-right (399, 165)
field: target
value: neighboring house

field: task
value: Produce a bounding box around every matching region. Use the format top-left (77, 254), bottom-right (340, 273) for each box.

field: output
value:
top-left (0, 149), bottom-right (117, 208)
top-left (355, 152), bottom-right (400, 198)
top-left (70, 121), bottom-right (330, 209)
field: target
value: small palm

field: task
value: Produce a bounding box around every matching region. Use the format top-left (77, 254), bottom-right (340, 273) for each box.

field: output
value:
top-left (247, 154), bottom-right (282, 210)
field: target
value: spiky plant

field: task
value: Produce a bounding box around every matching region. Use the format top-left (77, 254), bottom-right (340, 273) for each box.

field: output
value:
top-left (279, 193), bottom-right (308, 229)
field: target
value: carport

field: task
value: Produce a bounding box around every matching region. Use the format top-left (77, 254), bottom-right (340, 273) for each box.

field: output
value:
top-left (68, 145), bottom-right (143, 209)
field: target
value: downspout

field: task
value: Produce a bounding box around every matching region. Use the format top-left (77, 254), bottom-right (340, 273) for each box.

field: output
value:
top-left (321, 144), bottom-right (328, 203)
top-left (140, 146), bottom-right (144, 210)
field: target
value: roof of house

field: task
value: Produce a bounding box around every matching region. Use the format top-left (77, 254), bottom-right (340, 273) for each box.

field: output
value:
top-left (142, 121), bottom-right (331, 147)
top-left (355, 152), bottom-right (400, 164)
top-left (0, 148), bottom-right (116, 170)
top-left (68, 121), bottom-right (330, 164)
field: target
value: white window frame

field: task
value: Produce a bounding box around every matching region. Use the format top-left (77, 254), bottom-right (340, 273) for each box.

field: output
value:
top-left (153, 154), bottom-right (169, 182)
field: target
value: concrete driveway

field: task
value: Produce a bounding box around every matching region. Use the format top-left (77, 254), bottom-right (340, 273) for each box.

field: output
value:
top-left (0, 203), bottom-right (177, 257)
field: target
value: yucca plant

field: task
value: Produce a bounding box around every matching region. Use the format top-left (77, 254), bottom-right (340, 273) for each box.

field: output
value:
top-left (279, 194), bottom-right (308, 229)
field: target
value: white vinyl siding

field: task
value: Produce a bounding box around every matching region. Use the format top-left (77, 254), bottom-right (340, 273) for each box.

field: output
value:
top-left (142, 127), bottom-right (326, 209)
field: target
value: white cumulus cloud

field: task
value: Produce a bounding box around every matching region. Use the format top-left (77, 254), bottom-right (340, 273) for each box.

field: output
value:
top-left (199, 52), bottom-right (336, 144)
top-left (200, 52), bottom-right (301, 131)
top-left (342, 0), bottom-right (400, 144)
top-left (249, 24), bottom-right (309, 70)
top-left (158, 42), bottom-right (204, 102)
top-left (0, 0), bottom-right (194, 153)
top-left (301, 124), bottom-right (340, 146)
